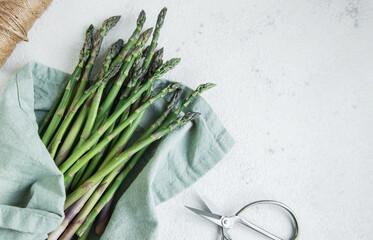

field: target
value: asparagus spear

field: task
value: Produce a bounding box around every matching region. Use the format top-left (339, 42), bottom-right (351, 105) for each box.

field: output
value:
top-left (70, 16), bottom-right (121, 106)
top-left (70, 39), bottom-right (124, 188)
top-left (40, 25), bottom-right (93, 146)
top-left (63, 108), bottom-right (189, 238)
top-left (47, 60), bottom-right (123, 158)
top-left (103, 51), bottom-right (161, 161)
top-left (143, 8), bottom-right (167, 77)
top-left (48, 186), bottom-right (97, 240)
top-left (94, 198), bottom-right (113, 235)
top-left (103, 77), bottom-right (177, 166)
top-left (58, 58), bottom-right (181, 174)
top-left (64, 112), bottom-right (199, 209)
top-left (102, 61), bottom-right (143, 152)
top-left (62, 83), bottom-right (180, 182)
top-left (110, 10), bottom-right (146, 67)
top-left (74, 115), bottom-right (116, 189)
top-left (94, 28), bottom-right (152, 127)
top-left (86, 83), bottom-right (215, 205)
top-left (77, 90), bottom-right (182, 236)
top-left (60, 164), bottom-right (121, 239)
top-left (128, 7), bottom-right (167, 95)
top-left (73, 90), bottom-right (182, 232)
top-left (78, 222), bottom-right (93, 240)
top-left (157, 83), bottom-right (216, 130)
top-left (54, 106), bottom-right (88, 166)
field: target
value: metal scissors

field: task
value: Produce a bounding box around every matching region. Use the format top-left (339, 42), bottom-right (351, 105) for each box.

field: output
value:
top-left (185, 194), bottom-right (299, 240)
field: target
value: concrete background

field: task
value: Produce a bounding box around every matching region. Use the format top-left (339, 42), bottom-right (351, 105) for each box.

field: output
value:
top-left (0, 0), bottom-right (372, 239)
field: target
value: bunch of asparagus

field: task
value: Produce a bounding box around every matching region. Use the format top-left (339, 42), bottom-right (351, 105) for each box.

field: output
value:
top-left (38, 8), bottom-right (215, 240)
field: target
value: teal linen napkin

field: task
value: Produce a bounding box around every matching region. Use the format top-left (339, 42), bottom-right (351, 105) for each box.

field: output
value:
top-left (0, 62), bottom-right (234, 239)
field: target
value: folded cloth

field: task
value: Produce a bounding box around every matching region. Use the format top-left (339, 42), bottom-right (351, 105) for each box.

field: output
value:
top-left (0, 62), bottom-right (234, 239)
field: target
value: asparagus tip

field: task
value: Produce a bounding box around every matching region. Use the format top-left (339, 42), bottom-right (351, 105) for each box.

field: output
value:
top-left (153, 58), bottom-right (180, 79)
top-left (196, 83), bottom-right (217, 93)
top-left (143, 27), bottom-right (154, 41)
top-left (100, 15), bottom-right (121, 36)
top-left (170, 82), bottom-right (181, 91)
top-left (87, 24), bottom-right (94, 34)
top-left (155, 8), bottom-right (168, 29)
top-left (173, 88), bottom-right (182, 100)
top-left (184, 112), bottom-right (201, 122)
top-left (155, 47), bottom-right (164, 58)
top-left (160, 7), bottom-right (168, 17)
top-left (168, 57), bottom-right (181, 67)
top-left (113, 39), bottom-right (124, 51)
top-left (138, 10), bottom-right (146, 25)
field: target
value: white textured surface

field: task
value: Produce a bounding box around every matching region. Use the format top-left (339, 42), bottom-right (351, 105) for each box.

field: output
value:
top-left (1, 0), bottom-right (373, 239)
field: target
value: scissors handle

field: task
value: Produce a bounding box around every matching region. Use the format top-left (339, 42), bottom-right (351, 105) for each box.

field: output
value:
top-left (233, 200), bottom-right (299, 240)
top-left (236, 216), bottom-right (283, 240)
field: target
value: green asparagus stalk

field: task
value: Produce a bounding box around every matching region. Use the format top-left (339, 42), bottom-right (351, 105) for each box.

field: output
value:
top-left (157, 83), bottom-right (216, 131)
top-left (149, 48), bottom-right (164, 76)
top-left (40, 25), bottom-right (93, 146)
top-left (70, 39), bottom-right (124, 189)
top-left (103, 89), bottom-right (134, 152)
top-left (110, 10), bottom-right (146, 67)
top-left (130, 47), bottom-right (164, 120)
top-left (70, 16), bottom-right (121, 106)
top-left (74, 116), bottom-right (116, 188)
top-left (78, 222), bottom-right (93, 240)
top-left (64, 112), bottom-right (199, 209)
top-left (62, 83), bottom-right (180, 183)
top-left (76, 152), bottom-right (138, 236)
top-left (54, 106), bottom-right (89, 166)
top-left (128, 8), bottom-right (167, 95)
top-left (47, 54), bottom-right (124, 158)
top-left (99, 39), bottom-right (124, 76)
top-left (94, 28), bottom-right (152, 128)
top-left (143, 8), bottom-right (167, 76)
top-left (102, 84), bottom-right (177, 166)
top-left (108, 47), bottom-right (161, 155)
top-left (58, 58), bottom-right (181, 174)
top-left (76, 90), bottom-right (182, 236)
top-left (48, 186), bottom-right (97, 240)
top-left (94, 198), bottom-right (113, 235)
top-left (60, 164), bottom-right (121, 239)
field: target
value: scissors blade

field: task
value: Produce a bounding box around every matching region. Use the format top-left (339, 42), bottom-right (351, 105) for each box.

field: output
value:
top-left (197, 191), bottom-right (224, 215)
top-left (185, 206), bottom-right (224, 227)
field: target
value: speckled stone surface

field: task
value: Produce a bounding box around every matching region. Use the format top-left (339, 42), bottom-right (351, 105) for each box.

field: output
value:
top-left (0, 1), bottom-right (372, 239)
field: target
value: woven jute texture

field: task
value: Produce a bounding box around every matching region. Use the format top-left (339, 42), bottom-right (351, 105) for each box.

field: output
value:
top-left (0, 0), bottom-right (53, 67)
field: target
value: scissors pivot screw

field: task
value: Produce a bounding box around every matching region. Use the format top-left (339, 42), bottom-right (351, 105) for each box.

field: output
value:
top-left (221, 217), bottom-right (234, 228)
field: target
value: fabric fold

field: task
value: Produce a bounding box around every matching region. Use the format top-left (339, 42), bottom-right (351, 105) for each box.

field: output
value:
top-left (0, 62), bottom-right (66, 239)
